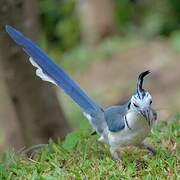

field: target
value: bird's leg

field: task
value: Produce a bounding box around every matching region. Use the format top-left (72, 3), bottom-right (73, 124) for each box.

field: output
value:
top-left (110, 145), bottom-right (121, 160)
top-left (138, 141), bottom-right (156, 155)
top-left (98, 133), bottom-right (108, 143)
top-left (98, 136), bottom-right (106, 143)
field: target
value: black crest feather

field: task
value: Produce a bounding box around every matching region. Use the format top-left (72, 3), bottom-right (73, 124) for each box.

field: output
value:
top-left (137, 70), bottom-right (150, 97)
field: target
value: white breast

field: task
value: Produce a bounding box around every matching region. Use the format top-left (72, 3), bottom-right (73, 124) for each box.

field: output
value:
top-left (107, 111), bottom-right (151, 147)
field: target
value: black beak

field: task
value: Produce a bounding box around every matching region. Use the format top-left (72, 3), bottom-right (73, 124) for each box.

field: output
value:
top-left (137, 70), bottom-right (150, 98)
top-left (140, 109), bottom-right (150, 125)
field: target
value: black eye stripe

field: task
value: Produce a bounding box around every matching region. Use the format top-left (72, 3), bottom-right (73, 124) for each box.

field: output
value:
top-left (128, 102), bottom-right (131, 109)
top-left (133, 103), bottom-right (139, 107)
top-left (150, 100), bottom-right (152, 104)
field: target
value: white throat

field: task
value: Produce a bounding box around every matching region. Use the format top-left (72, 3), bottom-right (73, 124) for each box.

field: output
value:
top-left (126, 110), bottom-right (150, 130)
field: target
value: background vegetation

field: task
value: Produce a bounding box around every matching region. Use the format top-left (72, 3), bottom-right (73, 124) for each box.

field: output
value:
top-left (0, 0), bottom-right (180, 179)
top-left (38, 0), bottom-right (180, 52)
top-left (0, 114), bottom-right (179, 179)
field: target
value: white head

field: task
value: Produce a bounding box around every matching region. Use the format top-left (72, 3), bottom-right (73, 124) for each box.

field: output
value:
top-left (129, 71), bottom-right (154, 122)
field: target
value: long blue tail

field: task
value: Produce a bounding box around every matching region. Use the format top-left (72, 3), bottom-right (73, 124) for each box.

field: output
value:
top-left (5, 25), bottom-right (102, 116)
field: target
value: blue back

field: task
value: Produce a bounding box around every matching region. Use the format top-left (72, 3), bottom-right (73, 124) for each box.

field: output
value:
top-left (104, 104), bottom-right (128, 132)
top-left (5, 25), bottom-right (102, 116)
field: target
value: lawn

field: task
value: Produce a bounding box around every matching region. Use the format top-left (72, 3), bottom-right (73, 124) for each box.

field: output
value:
top-left (0, 114), bottom-right (179, 179)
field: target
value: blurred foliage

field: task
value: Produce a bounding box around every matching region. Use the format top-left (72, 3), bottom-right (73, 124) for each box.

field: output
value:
top-left (60, 36), bottom-right (141, 73)
top-left (38, 0), bottom-right (80, 52)
top-left (38, 0), bottom-right (180, 53)
top-left (115, 0), bottom-right (180, 37)
top-left (169, 30), bottom-right (180, 51)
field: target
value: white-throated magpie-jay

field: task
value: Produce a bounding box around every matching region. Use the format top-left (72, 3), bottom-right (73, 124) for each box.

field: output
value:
top-left (6, 25), bottom-right (157, 160)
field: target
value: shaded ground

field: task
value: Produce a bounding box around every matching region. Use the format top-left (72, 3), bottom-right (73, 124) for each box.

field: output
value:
top-left (74, 39), bottom-right (180, 120)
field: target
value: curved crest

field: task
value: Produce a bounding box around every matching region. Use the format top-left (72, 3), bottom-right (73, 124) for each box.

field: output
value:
top-left (137, 70), bottom-right (150, 98)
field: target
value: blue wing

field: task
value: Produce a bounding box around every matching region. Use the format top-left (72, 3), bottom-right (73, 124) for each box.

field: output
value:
top-left (104, 104), bottom-right (128, 132)
top-left (5, 25), bottom-right (102, 116)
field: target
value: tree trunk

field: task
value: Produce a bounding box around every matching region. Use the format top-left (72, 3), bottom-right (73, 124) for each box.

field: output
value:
top-left (0, 0), bottom-right (70, 147)
top-left (77, 0), bottom-right (115, 45)
top-left (0, 64), bottom-right (24, 150)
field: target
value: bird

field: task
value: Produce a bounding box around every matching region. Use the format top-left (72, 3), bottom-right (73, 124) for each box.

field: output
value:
top-left (5, 25), bottom-right (157, 160)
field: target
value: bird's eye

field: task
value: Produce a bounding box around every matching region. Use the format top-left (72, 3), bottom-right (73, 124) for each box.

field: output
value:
top-left (133, 103), bottom-right (139, 108)
top-left (150, 100), bottom-right (152, 105)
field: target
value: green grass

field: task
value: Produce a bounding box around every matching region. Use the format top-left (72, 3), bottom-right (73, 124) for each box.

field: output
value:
top-left (0, 115), bottom-right (179, 179)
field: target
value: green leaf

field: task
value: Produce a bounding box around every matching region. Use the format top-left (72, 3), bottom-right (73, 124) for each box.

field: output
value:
top-left (62, 131), bottom-right (82, 151)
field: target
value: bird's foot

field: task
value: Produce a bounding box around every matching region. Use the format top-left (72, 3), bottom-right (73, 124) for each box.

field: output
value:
top-left (138, 142), bottom-right (156, 156)
top-left (110, 146), bottom-right (121, 160)
top-left (146, 146), bottom-right (156, 156)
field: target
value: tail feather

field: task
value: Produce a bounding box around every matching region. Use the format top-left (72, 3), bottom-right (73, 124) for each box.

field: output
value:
top-left (5, 25), bottom-right (102, 116)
